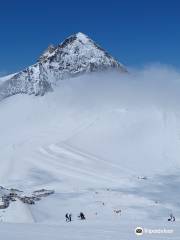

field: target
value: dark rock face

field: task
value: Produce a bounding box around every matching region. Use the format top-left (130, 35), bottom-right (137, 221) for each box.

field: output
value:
top-left (0, 32), bottom-right (127, 101)
top-left (0, 186), bottom-right (54, 209)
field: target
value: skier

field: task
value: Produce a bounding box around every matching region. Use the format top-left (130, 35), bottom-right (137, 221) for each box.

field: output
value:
top-left (65, 213), bottom-right (69, 222)
top-left (69, 213), bottom-right (72, 222)
top-left (79, 212), bottom-right (86, 220)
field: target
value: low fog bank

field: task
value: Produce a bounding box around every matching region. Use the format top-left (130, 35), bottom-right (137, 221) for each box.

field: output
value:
top-left (52, 64), bottom-right (180, 174)
top-left (62, 65), bottom-right (180, 113)
top-left (0, 64), bottom-right (180, 179)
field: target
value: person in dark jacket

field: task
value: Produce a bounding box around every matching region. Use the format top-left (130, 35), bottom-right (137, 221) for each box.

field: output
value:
top-left (65, 213), bottom-right (69, 222)
top-left (79, 212), bottom-right (86, 220)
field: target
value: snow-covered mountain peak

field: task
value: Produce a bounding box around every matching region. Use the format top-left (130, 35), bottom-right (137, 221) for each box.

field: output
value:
top-left (58, 32), bottom-right (91, 48)
top-left (0, 33), bottom-right (127, 101)
top-left (75, 32), bottom-right (90, 43)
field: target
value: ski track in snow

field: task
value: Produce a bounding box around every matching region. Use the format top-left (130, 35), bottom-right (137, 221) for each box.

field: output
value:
top-left (36, 142), bottom-right (131, 185)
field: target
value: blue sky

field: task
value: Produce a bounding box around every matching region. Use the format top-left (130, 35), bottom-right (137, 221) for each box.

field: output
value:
top-left (0, 0), bottom-right (180, 75)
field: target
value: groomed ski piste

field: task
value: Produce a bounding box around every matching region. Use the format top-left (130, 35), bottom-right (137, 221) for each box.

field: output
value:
top-left (0, 70), bottom-right (180, 239)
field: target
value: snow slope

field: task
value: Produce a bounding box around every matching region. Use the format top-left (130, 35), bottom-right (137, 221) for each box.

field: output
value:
top-left (0, 70), bottom-right (180, 238)
top-left (0, 221), bottom-right (179, 240)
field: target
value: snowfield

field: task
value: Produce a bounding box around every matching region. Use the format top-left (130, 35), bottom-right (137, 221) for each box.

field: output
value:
top-left (0, 221), bottom-right (179, 240)
top-left (0, 69), bottom-right (180, 239)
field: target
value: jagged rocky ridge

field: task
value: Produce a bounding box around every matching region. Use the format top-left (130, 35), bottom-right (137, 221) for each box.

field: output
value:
top-left (0, 186), bottom-right (54, 208)
top-left (0, 32), bottom-right (127, 100)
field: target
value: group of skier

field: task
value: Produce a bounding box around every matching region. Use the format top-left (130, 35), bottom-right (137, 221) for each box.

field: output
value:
top-left (66, 212), bottom-right (176, 223)
top-left (168, 213), bottom-right (175, 222)
top-left (65, 213), bottom-right (72, 222)
top-left (65, 212), bottom-right (86, 222)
